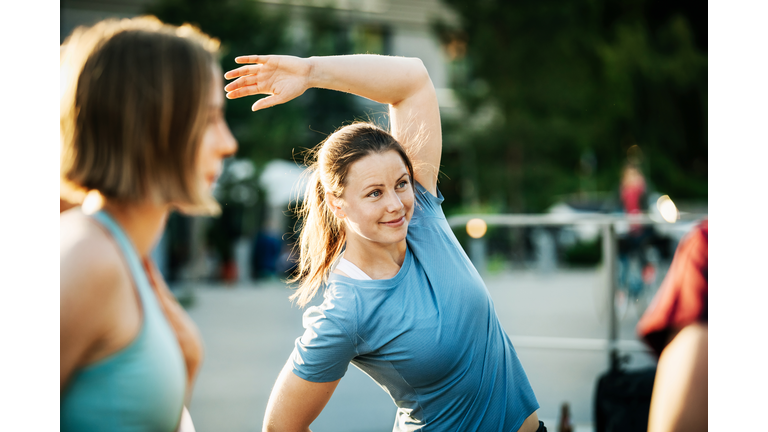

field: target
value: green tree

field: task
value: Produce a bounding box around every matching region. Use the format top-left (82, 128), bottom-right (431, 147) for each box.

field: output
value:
top-left (146, 0), bottom-right (360, 165)
top-left (437, 0), bottom-right (707, 214)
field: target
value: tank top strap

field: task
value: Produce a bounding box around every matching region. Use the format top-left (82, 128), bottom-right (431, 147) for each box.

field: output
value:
top-left (91, 210), bottom-right (161, 314)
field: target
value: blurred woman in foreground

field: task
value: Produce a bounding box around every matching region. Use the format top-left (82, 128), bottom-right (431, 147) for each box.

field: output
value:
top-left (60, 17), bottom-right (237, 431)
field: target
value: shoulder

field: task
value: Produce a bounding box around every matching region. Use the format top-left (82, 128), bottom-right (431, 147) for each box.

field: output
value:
top-left (411, 181), bottom-right (445, 220)
top-left (301, 281), bottom-right (361, 335)
top-left (317, 281), bottom-right (359, 320)
top-left (61, 210), bottom-right (130, 316)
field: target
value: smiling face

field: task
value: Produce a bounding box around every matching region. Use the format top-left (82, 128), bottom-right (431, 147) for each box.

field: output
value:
top-left (197, 68), bottom-right (238, 191)
top-left (330, 150), bottom-right (415, 249)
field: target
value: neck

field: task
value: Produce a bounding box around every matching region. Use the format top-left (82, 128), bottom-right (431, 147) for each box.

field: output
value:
top-left (342, 234), bottom-right (407, 280)
top-left (99, 198), bottom-right (170, 258)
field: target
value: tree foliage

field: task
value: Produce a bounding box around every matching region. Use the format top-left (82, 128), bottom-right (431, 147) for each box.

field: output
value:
top-left (145, 0), bottom-right (359, 166)
top-left (438, 0), bottom-right (707, 213)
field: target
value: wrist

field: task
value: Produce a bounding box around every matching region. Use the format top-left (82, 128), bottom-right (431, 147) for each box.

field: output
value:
top-left (306, 56), bottom-right (318, 89)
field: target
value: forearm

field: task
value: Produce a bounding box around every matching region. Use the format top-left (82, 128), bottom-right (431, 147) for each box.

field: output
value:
top-left (309, 55), bottom-right (441, 191)
top-left (307, 55), bottom-right (430, 107)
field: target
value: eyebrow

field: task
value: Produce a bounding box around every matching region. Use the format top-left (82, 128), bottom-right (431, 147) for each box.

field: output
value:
top-left (362, 172), bottom-right (410, 191)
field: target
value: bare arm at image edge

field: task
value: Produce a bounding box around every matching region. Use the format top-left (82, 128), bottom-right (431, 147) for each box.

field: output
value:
top-left (647, 322), bottom-right (708, 432)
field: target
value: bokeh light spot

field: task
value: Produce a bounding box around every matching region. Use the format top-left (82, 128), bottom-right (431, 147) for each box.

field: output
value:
top-left (657, 195), bottom-right (679, 223)
top-left (466, 218), bottom-right (488, 239)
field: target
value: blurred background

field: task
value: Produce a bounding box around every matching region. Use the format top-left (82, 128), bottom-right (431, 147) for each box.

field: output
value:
top-left (61, 0), bottom-right (707, 431)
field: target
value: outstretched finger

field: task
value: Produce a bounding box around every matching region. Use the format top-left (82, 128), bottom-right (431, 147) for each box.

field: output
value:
top-left (224, 64), bottom-right (260, 80)
top-left (224, 75), bottom-right (259, 93)
top-left (226, 88), bottom-right (255, 100)
top-left (226, 83), bottom-right (268, 100)
top-left (235, 55), bottom-right (265, 64)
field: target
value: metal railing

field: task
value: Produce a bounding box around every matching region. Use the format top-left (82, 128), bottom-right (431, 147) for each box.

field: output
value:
top-left (446, 212), bottom-right (708, 367)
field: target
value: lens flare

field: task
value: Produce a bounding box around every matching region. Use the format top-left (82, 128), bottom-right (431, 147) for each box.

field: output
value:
top-left (656, 195), bottom-right (679, 223)
top-left (81, 190), bottom-right (104, 215)
top-left (466, 218), bottom-right (488, 239)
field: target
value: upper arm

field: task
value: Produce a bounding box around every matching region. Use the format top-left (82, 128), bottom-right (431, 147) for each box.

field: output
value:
top-left (647, 322), bottom-right (708, 432)
top-left (60, 215), bottom-right (123, 391)
top-left (263, 360), bottom-right (340, 432)
top-left (60, 240), bottom-right (121, 390)
top-left (389, 58), bottom-right (442, 196)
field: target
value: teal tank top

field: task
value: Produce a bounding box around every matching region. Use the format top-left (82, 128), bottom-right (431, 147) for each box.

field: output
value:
top-left (60, 210), bottom-right (187, 432)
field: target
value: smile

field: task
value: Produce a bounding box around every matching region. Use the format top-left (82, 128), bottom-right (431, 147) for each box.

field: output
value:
top-left (380, 216), bottom-right (406, 227)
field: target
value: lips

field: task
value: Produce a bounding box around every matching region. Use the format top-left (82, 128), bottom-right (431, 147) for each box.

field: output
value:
top-left (207, 169), bottom-right (222, 186)
top-left (380, 215), bottom-right (406, 227)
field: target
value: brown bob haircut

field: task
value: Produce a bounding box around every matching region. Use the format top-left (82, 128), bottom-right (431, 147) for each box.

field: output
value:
top-left (60, 16), bottom-right (221, 215)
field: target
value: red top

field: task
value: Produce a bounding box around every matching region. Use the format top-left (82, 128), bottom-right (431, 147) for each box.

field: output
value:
top-left (620, 181), bottom-right (646, 214)
top-left (636, 220), bottom-right (708, 356)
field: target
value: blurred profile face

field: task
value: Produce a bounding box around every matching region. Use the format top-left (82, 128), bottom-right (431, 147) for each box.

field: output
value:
top-left (197, 67), bottom-right (237, 190)
top-left (331, 150), bottom-right (415, 247)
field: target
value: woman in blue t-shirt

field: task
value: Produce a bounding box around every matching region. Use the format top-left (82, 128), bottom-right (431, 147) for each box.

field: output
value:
top-left (225, 54), bottom-right (544, 432)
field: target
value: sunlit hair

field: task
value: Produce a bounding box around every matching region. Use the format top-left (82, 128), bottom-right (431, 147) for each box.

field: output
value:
top-left (289, 122), bottom-right (415, 306)
top-left (60, 16), bottom-right (222, 215)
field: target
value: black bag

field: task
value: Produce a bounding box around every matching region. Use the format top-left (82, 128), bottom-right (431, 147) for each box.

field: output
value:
top-left (594, 352), bottom-right (656, 432)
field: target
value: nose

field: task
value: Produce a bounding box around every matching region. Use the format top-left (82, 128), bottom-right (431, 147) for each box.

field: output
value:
top-left (386, 191), bottom-right (404, 213)
top-left (218, 118), bottom-right (238, 158)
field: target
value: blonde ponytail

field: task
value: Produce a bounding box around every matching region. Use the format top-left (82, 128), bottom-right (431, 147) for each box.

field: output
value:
top-left (287, 168), bottom-right (346, 306)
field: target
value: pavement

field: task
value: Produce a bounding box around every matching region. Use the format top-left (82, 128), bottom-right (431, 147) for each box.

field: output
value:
top-left (181, 268), bottom-right (658, 432)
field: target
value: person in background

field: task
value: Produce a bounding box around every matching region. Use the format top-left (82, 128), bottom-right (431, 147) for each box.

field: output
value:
top-left (225, 54), bottom-right (543, 431)
top-left (637, 220), bottom-right (708, 432)
top-left (620, 162), bottom-right (647, 226)
top-left (60, 16), bottom-right (237, 431)
top-left (617, 161), bottom-right (661, 302)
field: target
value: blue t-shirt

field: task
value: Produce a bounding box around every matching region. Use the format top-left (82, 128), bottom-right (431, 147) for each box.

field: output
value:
top-left (291, 182), bottom-right (538, 431)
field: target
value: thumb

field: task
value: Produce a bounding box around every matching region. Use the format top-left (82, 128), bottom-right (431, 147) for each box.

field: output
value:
top-left (251, 94), bottom-right (286, 112)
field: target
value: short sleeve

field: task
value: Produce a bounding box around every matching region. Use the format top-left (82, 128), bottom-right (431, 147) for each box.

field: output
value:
top-left (637, 220), bottom-right (708, 356)
top-left (413, 181), bottom-right (445, 220)
top-left (290, 304), bottom-right (358, 383)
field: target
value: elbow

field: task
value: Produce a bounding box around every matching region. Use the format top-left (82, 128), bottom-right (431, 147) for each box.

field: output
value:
top-left (409, 57), bottom-right (431, 87)
top-left (390, 57), bottom-right (433, 106)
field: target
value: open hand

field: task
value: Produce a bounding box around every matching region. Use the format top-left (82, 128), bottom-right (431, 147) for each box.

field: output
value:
top-left (224, 55), bottom-right (312, 111)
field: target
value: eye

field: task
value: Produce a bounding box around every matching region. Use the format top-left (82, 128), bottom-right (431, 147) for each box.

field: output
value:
top-left (397, 180), bottom-right (409, 189)
top-left (368, 190), bottom-right (381, 198)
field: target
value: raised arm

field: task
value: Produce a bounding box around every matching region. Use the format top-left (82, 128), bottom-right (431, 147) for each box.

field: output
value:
top-left (224, 54), bottom-right (442, 195)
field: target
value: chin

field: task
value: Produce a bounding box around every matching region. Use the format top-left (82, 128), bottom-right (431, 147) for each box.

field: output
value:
top-left (386, 227), bottom-right (409, 244)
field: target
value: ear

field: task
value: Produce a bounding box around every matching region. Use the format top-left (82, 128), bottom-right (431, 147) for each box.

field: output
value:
top-left (325, 191), bottom-right (345, 219)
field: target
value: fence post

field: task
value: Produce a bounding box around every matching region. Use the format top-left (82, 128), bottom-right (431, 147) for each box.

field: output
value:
top-left (602, 222), bottom-right (618, 366)
top-left (469, 237), bottom-right (487, 277)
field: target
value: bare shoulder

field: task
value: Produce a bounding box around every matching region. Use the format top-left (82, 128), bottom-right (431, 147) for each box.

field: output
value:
top-left (61, 209), bottom-right (128, 306)
top-left (60, 209), bottom-right (137, 383)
